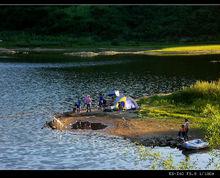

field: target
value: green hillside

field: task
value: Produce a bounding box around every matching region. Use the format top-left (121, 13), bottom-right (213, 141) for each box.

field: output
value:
top-left (0, 6), bottom-right (220, 46)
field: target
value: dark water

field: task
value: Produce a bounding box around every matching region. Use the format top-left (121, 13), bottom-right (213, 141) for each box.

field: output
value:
top-left (0, 54), bottom-right (220, 169)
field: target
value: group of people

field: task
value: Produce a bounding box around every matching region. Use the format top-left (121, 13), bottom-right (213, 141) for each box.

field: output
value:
top-left (74, 95), bottom-right (92, 113)
top-left (178, 119), bottom-right (189, 141)
top-left (74, 93), bottom-right (112, 113)
top-left (74, 94), bottom-right (190, 142)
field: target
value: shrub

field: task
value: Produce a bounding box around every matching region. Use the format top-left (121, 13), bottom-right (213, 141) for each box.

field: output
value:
top-left (202, 104), bottom-right (220, 117)
top-left (169, 80), bottom-right (220, 104)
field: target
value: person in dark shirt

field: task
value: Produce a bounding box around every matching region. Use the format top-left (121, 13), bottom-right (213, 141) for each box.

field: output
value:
top-left (75, 98), bottom-right (81, 113)
top-left (98, 93), bottom-right (105, 110)
top-left (178, 124), bottom-right (186, 140)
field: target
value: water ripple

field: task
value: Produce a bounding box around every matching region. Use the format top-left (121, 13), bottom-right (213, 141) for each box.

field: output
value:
top-left (0, 55), bottom-right (220, 169)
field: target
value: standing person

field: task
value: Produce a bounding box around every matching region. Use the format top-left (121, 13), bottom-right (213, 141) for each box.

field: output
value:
top-left (84, 95), bottom-right (92, 112)
top-left (184, 119), bottom-right (189, 140)
top-left (87, 95), bottom-right (92, 112)
top-left (98, 93), bottom-right (104, 110)
top-left (178, 124), bottom-right (186, 140)
top-left (75, 98), bottom-right (81, 113)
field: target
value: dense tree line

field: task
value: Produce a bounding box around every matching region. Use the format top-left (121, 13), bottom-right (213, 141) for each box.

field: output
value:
top-left (0, 6), bottom-right (220, 42)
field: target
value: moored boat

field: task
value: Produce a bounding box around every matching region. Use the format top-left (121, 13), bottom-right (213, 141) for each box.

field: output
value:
top-left (182, 139), bottom-right (209, 150)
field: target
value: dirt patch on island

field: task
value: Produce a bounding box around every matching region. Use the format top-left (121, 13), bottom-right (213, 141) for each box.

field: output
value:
top-left (71, 121), bottom-right (108, 130)
top-left (44, 110), bottom-right (204, 148)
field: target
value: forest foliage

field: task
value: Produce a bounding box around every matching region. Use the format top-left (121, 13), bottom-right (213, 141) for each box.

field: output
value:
top-left (0, 6), bottom-right (220, 43)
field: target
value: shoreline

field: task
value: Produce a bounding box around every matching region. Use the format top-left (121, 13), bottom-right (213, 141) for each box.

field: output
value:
top-left (1, 45), bottom-right (220, 58)
top-left (45, 109), bottom-right (204, 148)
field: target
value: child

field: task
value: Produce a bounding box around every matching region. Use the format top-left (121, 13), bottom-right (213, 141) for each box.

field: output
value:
top-left (118, 102), bottom-right (123, 112)
top-left (178, 124), bottom-right (186, 140)
top-left (184, 119), bottom-right (189, 140)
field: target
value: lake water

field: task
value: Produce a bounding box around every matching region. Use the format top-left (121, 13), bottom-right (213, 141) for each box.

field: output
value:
top-left (0, 54), bottom-right (220, 169)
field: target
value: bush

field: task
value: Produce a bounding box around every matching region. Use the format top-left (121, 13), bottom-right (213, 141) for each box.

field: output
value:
top-left (202, 104), bottom-right (220, 117)
top-left (169, 80), bottom-right (220, 104)
top-left (200, 114), bottom-right (220, 148)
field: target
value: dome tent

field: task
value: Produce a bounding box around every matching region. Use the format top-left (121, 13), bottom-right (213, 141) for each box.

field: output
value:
top-left (113, 95), bottom-right (139, 110)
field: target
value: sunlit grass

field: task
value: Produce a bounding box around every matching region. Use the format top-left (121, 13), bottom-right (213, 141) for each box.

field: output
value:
top-left (138, 80), bottom-right (220, 147)
top-left (148, 45), bottom-right (220, 56)
top-left (138, 80), bottom-right (220, 125)
top-left (170, 80), bottom-right (220, 103)
top-left (153, 45), bottom-right (220, 52)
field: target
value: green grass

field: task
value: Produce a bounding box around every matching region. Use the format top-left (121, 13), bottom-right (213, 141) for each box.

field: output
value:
top-left (149, 45), bottom-right (220, 56)
top-left (138, 80), bottom-right (220, 122)
top-left (153, 45), bottom-right (220, 51)
top-left (137, 80), bottom-right (220, 147)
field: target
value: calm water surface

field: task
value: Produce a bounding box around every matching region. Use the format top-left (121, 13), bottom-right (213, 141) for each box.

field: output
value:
top-left (0, 55), bottom-right (220, 169)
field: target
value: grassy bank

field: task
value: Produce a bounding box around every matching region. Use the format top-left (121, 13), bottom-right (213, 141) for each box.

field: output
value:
top-left (1, 33), bottom-right (220, 58)
top-left (149, 45), bottom-right (220, 56)
top-left (137, 80), bottom-right (220, 148)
